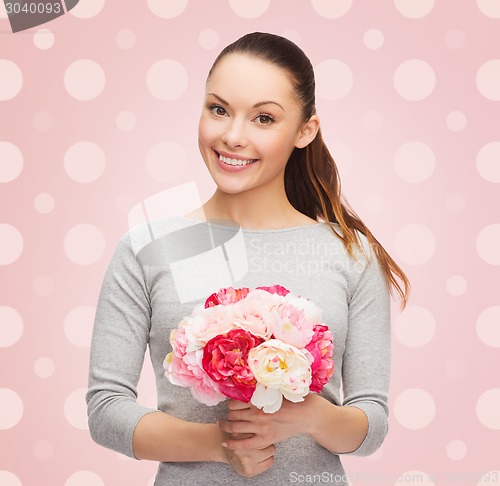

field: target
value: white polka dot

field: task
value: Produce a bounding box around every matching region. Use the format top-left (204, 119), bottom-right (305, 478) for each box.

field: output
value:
top-left (363, 111), bottom-right (384, 131)
top-left (0, 224), bottom-right (23, 265)
top-left (199, 29), bottom-right (219, 50)
top-left (446, 439), bottom-right (467, 461)
top-left (65, 470), bottom-right (104, 486)
top-left (0, 141), bottom-right (23, 183)
top-left (147, 60), bottom-right (188, 101)
top-left (64, 389), bottom-right (88, 430)
top-left (64, 224), bottom-right (106, 266)
top-left (477, 389), bottom-right (500, 429)
top-left (446, 111), bottom-right (467, 131)
top-left (394, 142), bottom-right (436, 183)
top-left (363, 29), bottom-right (384, 49)
top-left (64, 306), bottom-right (95, 348)
top-left (477, 0), bottom-right (500, 18)
top-left (445, 193), bottom-right (466, 213)
top-left (116, 111), bottom-right (137, 132)
top-left (311, 0), bottom-right (352, 18)
top-left (478, 471), bottom-right (500, 485)
top-left (476, 224), bottom-right (500, 265)
top-left (477, 60), bottom-right (500, 100)
top-left (229, 0), bottom-right (270, 18)
top-left (33, 111), bottom-right (54, 132)
top-left (64, 60), bottom-right (106, 101)
top-left (0, 306), bottom-right (23, 348)
top-left (0, 471), bottom-right (22, 486)
top-left (69, 0), bottom-right (104, 18)
top-left (64, 142), bottom-right (106, 183)
top-left (281, 29), bottom-right (301, 45)
top-left (0, 1), bottom-right (7, 18)
top-left (146, 141), bottom-right (189, 182)
top-left (147, 0), bottom-right (188, 18)
top-left (394, 388), bottom-right (435, 430)
top-left (114, 193), bottom-right (137, 215)
top-left (315, 60), bottom-right (353, 101)
top-left (394, 306), bottom-right (435, 347)
top-left (394, 471), bottom-right (434, 485)
top-left (115, 29), bottom-right (136, 50)
top-left (0, 389), bottom-right (23, 429)
top-left (33, 29), bottom-right (55, 49)
top-left (34, 193), bottom-right (55, 214)
top-left (394, 60), bottom-right (436, 101)
top-left (363, 193), bottom-right (385, 214)
top-left (0, 60), bottom-right (23, 100)
top-left (445, 358), bottom-right (466, 379)
top-left (34, 357), bottom-right (55, 378)
top-left (476, 142), bottom-right (500, 183)
top-left (33, 275), bottom-right (54, 296)
top-left (476, 307), bottom-right (500, 347)
top-left (445, 29), bottom-right (466, 49)
top-left (394, 224), bottom-right (436, 265)
top-left (446, 275), bottom-right (467, 296)
top-left (394, 0), bottom-right (435, 18)
top-left (33, 440), bottom-right (54, 460)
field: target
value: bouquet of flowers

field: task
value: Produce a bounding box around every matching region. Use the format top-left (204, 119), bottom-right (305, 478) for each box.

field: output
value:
top-left (163, 285), bottom-right (334, 413)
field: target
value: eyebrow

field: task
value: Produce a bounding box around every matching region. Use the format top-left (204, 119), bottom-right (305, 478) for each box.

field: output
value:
top-left (207, 92), bottom-right (284, 111)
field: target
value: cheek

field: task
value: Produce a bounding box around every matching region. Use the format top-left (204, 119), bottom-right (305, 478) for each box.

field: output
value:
top-left (198, 116), bottom-right (221, 146)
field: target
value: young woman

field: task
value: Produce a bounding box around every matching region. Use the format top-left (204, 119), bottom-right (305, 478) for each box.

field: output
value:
top-left (87, 32), bottom-right (410, 485)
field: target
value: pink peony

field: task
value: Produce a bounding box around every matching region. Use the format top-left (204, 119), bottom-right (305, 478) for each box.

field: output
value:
top-left (183, 305), bottom-right (238, 350)
top-left (269, 303), bottom-right (315, 349)
top-left (230, 296), bottom-right (274, 340)
top-left (205, 287), bottom-right (250, 307)
top-left (256, 284), bottom-right (290, 296)
top-left (202, 329), bottom-right (262, 402)
top-left (305, 324), bottom-right (334, 392)
top-left (163, 326), bottom-right (225, 406)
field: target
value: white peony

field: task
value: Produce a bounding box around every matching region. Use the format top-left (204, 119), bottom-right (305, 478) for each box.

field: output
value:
top-left (247, 340), bottom-right (312, 413)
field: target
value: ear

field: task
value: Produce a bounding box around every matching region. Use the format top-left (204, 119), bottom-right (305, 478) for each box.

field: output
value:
top-left (294, 114), bottom-right (320, 149)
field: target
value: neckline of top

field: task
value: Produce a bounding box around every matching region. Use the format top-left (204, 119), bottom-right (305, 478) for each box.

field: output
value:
top-left (178, 216), bottom-right (328, 234)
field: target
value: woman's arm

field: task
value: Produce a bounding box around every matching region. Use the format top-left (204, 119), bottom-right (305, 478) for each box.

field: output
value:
top-left (86, 230), bottom-right (274, 476)
top-left (220, 232), bottom-right (391, 456)
top-left (219, 395), bottom-right (368, 454)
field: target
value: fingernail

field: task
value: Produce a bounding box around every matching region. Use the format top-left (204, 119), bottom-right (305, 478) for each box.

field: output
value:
top-left (221, 442), bottom-right (228, 448)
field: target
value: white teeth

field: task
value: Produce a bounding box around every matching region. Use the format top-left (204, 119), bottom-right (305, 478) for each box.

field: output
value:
top-left (219, 154), bottom-right (257, 166)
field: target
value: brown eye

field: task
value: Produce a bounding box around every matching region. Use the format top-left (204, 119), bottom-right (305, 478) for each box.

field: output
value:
top-left (209, 105), bottom-right (227, 117)
top-left (256, 114), bottom-right (274, 125)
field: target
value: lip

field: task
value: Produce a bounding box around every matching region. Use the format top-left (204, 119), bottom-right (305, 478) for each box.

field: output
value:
top-left (214, 150), bottom-right (259, 173)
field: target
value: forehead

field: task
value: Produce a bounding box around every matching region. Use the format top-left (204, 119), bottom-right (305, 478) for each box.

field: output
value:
top-left (206, 54), bottom-right (297, 105)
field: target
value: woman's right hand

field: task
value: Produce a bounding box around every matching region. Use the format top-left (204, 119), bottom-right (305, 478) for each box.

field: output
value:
top-left (220, 430), bottom-right (276, 478)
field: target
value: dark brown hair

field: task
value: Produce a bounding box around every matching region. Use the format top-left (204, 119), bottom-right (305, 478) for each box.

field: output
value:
top-left (208, 32), bottom-right (411, 310)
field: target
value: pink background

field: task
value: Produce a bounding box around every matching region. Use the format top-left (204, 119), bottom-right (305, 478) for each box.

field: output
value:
top-left (1, 1), bottom-right (500, 485)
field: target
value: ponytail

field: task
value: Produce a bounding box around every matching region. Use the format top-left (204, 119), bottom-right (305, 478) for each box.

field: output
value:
top-left (285, 129), bottom-right (411, 311)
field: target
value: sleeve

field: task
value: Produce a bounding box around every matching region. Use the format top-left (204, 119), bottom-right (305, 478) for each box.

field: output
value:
top-left (339, 234), bottom-right (392, 456)
top-left (86, 232), bottom-right (158, 458)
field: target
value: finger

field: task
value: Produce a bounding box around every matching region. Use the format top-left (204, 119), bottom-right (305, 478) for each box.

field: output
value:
top-left (228, 399), bottom-right (251, 411)
top-left (227, 408), bottom-right (253, 422)
top-left (222, 434), bottom-right (271, 451)
top-left (219, 419), bottom-right (255, 435)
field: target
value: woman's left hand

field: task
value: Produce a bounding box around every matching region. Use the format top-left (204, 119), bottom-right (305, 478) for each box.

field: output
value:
top-left (218, 395), bottom-right (319, 451)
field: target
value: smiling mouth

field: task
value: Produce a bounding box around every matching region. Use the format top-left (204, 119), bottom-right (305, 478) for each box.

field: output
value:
top-left (215, 151), bottom-right (259, 166)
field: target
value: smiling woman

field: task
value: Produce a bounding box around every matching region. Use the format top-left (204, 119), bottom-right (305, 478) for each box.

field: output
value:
top-left (86, 32), bottom-right (411, 485)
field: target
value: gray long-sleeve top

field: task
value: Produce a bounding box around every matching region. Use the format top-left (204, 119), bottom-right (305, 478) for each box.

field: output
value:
top-left (86, 217), bottom-right (391, 485)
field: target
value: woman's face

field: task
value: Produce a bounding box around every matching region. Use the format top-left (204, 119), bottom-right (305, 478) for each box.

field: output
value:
top-left (198, 54), bottom-right (311, 196)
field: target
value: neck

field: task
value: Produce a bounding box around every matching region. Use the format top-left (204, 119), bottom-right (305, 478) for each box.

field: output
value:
top-left (199, 183), bottom-right (310, 230)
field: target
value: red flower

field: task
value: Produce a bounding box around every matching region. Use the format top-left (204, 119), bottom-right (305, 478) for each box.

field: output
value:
top-left (202, 329), bottom-right (262, 402)
top-left (305, 324), bottom-right (334, 392)
top-left (256, 284), bottom-right (290, 296)
top-left (204, 287), bottom-right (250, 308)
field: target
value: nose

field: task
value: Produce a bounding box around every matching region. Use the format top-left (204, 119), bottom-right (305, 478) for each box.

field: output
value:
top-left (221, 119), bottom-right (248, 149)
